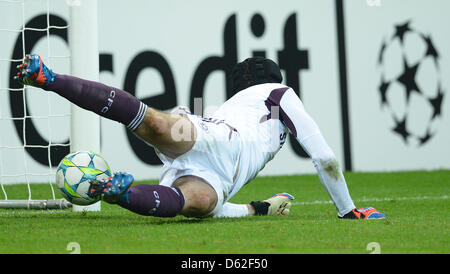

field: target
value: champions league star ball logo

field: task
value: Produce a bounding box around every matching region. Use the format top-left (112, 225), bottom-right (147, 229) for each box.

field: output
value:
top-left (377, 21), bottom-right (445, 146)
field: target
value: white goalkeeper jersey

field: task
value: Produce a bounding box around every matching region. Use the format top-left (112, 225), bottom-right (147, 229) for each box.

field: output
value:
top-left (210, 83), bottom-right (289, 196)
top-left (157, 83), bottom-right (289, 215)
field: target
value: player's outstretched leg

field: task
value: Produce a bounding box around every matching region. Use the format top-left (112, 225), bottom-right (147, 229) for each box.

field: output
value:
top-left (15, 54), bottom-right (147, 131)
top-left (15, 54), bottom-right (196, 158)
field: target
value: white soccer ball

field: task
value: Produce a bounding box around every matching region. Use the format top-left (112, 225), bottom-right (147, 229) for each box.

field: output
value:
top-left (55, 151), bottom-right (112, 205)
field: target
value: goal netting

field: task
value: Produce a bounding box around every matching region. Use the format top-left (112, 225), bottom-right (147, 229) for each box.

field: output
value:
top-left (0, 0), bottom-right (100, 210)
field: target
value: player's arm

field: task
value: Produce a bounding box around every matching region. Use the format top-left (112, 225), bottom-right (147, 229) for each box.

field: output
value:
top-left (270, 87), bottom-right (385, 219)
top-left (213, 193), bottom-right (294, 218)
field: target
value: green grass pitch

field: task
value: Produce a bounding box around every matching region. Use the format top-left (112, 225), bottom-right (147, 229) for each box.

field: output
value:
top-left (0, 170), bottom-right (448, 254)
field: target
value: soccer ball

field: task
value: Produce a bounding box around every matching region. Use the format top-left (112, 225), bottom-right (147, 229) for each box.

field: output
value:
top-left (55, 151), bottom-right (112, 205)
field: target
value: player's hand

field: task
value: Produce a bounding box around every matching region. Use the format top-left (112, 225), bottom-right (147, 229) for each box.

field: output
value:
top-left (340, 207), bottom-right (385, 219)
top-left (264, 193), bottom-right (295, 216)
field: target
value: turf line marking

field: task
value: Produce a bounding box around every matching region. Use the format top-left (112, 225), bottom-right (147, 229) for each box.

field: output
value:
top-left (0, 195), bottom-right (447, 216)
top-left (0, 209), bottom-right (71, 217)
top-left (292, 195), bottom-right (449, 206)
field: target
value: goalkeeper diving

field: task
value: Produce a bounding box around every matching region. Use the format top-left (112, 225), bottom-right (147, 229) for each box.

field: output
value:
top-left (14, 54), bottom-right (385, 219)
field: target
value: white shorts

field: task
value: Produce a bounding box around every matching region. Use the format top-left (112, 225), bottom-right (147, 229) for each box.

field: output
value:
top-left (157, 114), bottom-right (241, 216)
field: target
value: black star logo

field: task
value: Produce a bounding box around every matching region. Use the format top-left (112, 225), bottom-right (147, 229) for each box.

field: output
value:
top-left (429, 85), bottom-right (444, 119)
top-left (392, 116), bottom-right (410, 142)
top-left (378, 77), bottom-right (390, 106)
top-left (419, 129), bottom-right (433, 145)
top-left (378, 39), bottom-right (387, 65)
top-left (422, 34), bottom-right (439, 59)
top-left (393, 21), bottom-right (412, 44)
top-left (397, 58), bottom-right (421, 101)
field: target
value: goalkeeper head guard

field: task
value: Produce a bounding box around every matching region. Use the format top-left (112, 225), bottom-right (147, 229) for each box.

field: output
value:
top-left (230, 57), bottom-right (283, 94)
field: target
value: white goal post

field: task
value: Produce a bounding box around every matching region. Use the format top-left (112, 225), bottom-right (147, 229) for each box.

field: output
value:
top-left (68, 0), bottom-right (101, 212)
top-left (0, 0), bottom-right (101, 211)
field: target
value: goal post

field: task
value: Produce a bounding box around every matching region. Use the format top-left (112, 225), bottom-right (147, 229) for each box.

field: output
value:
top-left (0, 0), bottom-right (101, 211)
top-left (69, 0), bottom-right (101, 212)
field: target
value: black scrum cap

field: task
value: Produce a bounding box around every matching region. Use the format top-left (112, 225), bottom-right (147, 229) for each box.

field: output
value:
top-left (230, 57), bottom-right (283, 94)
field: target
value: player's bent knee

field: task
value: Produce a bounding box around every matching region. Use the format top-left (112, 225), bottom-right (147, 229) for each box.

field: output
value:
top-left (185, 192), bottom-right (216, 218)
top-left (176, 180), bottom-right (218, 218)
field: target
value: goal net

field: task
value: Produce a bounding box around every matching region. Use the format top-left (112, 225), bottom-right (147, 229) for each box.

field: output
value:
top-left (0, 0), bottom-right (100, 210)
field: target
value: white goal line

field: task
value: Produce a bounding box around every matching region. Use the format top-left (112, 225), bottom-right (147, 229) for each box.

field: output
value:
top-left (292, 195), bottom-right (449, 206)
